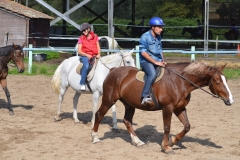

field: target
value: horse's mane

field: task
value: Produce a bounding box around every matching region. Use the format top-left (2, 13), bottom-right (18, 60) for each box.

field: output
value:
top-left (100, 52), bottom-right (125, 64)
top-left (0, 45), bottom-right (21, 57)
top-left (184, 62), bottom-right (214, 77)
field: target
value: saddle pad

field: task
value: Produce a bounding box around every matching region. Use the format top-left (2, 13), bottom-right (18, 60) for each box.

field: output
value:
top-left (76, 63), bottom-right (83, 75)
top-left (87, 58), bottom-right (99, 81)
top-left (136, 67), bottom-right (165, 83)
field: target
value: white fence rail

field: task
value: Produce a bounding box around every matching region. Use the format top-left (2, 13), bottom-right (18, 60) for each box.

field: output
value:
top-left (23, 44), bottom-right (240, 73)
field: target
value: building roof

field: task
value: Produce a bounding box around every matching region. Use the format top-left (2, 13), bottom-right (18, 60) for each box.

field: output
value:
top-left (0, 0), bottom-right (54, 19)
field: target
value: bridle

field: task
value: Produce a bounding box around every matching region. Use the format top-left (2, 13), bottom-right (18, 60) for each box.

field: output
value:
top-left (163, 66), bottom-right (223, 100)
top-left (9, 49), bottom-right (23, 67)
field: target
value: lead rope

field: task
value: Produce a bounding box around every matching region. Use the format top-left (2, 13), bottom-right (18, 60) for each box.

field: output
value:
top-left (162, 66), bottom-right (220, 99)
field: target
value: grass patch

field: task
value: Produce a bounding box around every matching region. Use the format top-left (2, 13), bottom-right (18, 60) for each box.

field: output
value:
top-left (223, 69), bottom-right (240, 79)
top-left (9, 62), bottom-right (58, 76)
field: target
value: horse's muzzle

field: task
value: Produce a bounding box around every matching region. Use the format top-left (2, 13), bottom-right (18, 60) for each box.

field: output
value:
top-left (224, 100), bottom-right (232, 106)
top-left (19, 69), bottom-right (25, 73)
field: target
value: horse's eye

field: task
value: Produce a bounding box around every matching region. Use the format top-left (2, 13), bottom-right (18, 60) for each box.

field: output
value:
top-left (215, 80), bottom-right (220, 85)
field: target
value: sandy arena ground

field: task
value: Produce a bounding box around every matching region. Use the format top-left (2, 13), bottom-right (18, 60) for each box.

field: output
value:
top-left (0, 75), bottom-right (239, 160)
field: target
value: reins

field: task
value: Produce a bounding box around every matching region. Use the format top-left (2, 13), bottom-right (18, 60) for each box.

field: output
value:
top-left (162, 66), bottom-right (220, 99)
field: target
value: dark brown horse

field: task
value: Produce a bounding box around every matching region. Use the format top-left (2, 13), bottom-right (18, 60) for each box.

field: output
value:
top-left (224, 29), bottom-right (239, 40)
top-left (182, 27), bottom-right (213, 40)
top-left (0, 43), bottom-right (25, 115)
top-left (126, 22), bottom-right (150, 38)
top-left (91, 62), bottom-right (234, 154)
top-left (224, 29), bottom-right (239, 47)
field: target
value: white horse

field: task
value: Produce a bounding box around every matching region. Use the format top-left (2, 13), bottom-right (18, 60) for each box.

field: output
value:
top-left (51, 50), bottom-right (135, 129)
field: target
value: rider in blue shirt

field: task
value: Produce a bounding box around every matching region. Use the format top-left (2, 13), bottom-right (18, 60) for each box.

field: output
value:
top-left (139, 17), bottom-right (166, 105)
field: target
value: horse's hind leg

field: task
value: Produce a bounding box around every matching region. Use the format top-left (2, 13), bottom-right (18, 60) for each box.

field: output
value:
top-left (122, 102), bottom-right (144, 146)
top-left (111, 105), bottom-right (118, 130)
top-left (168, 108), bottom-right (190, 147)
top-left (1, 79), bottom-right (14, 115)
top-left (54, 86), bottom-right (67, 122)
top-left (73, 92), bottom-right (81, 123)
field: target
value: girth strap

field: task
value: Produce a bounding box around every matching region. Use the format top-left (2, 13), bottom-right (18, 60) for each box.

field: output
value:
top-left (149, 87), bottom-right (160, 109)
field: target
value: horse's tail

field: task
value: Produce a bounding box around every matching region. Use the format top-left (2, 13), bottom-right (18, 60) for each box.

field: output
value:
top-left (51, 62), bottom-right (63, 95)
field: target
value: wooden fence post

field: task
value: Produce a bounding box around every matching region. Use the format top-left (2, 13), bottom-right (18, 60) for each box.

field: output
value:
top-left (3, 32), bottom-right (9, 46)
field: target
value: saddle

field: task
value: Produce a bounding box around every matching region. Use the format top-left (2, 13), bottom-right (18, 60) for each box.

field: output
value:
top-left (136, 66), bottom-right (165, 109)
top-left (76, 57), bottom-right (99, 82)
top-left (136, 66), bottom-right (165, 83)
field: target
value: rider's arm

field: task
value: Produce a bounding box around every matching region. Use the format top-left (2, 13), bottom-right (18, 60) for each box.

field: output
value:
top-left (78, 43), bottom-right (92, 59)
top-left (96, 41), bottom-right (101, 59)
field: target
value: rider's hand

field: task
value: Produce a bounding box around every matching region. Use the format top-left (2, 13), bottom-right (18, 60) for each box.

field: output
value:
top-left (86, 54), bottom-right (92, 59)
top-left (154, 61), bottom-right (166, 66)
top-left (96, 54), bottom-right (100, 59)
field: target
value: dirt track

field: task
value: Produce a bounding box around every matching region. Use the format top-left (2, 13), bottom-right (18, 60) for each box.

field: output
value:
top-left (0, 74), bottom-right (239, 160)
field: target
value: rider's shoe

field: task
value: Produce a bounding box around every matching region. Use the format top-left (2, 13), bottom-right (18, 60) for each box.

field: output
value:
top-left (80, 85), bottom-right (86, 91)
top-left (141, 96), bottom-right (152, 105)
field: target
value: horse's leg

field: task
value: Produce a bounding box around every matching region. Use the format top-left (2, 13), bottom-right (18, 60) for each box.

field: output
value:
top-left (123, 104), bottom-right (145, 146)
top-left (168, 109), bottom-right (190, 147)
top-left (111, 105), bottom-right (118, 130)
top-left (1, 79), bottom-right (14, 115)
top-left (91, 91), bottom-right (100, 128)
top-left (92, 91), bottom-right (118, 130)
top-left (161, 106), bottom-right (174, 154)
top-left (54, 86), bottom-right (67, 122)
top-left (73, 92), bottom-right (81, 123)
top-left (92, 84), bottom-right (119, 143)
top-left (91, 101), bottom-right (113, 143)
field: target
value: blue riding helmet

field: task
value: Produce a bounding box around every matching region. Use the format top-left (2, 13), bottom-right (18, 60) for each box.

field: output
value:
top-left (149, 17), bottom-right (165, 26)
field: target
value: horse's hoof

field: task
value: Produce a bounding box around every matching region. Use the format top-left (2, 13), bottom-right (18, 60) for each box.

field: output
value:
top-left (74, 121), bottom-right (82, 124)
top-left (168, 136), bottom-right (176, 147)
top-left (54, 116), bottom-right (61, 122)
top-left (9, 111), bottom-right (14, 116)
top-left (112, 128), bottom-right (120, 133)
top-left (165, 150), bottom-right (175, 155)
top-left (92, 138), bottom-right (101, 144)
top-left (132, 140), bottom-right (145, 147)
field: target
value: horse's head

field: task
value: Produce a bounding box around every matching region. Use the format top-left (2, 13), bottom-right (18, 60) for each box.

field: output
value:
top-left (11, 43), bottom-right (25, 73)
top-left (208, 64), bottom-right (234, 106)
top-left (119, 49), bottom-right (135, 67)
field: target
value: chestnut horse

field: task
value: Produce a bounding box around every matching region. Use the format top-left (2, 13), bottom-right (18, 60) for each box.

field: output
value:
top-left (91, 62), bottom-right (234, 154)
top-left (0, 43), bottom-right (25, 115)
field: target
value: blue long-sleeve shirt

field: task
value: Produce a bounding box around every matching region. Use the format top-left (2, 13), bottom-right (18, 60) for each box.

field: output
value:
top-left (139, 30), bottom-right (163, 63)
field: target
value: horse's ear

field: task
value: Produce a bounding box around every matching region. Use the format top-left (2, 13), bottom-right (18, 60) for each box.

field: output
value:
top-left (218, 63), bottom-right (227, 72)
top-left (22, 41), bottom-right (27, 48)
top-left (129, 48), bottom-right (134, 55)
top-left (12, 43), bottom-right (17, 49)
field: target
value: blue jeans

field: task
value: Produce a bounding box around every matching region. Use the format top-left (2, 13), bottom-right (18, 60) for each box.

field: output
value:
top-left (79, 56), bottom-right (90, 85)
top-left (140, 62), bottom-right (157, 98)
